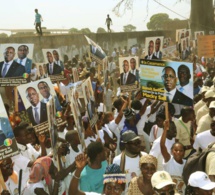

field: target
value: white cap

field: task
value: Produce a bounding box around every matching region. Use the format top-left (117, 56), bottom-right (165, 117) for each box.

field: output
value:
top-left (151, 171), bottom-right (175, 189)
top-left (188, 171), bottom-right (215, 190)
top-left (204, 90), bottom-right (215, 99)
top-left (209, 101), bottom-right (215, 109)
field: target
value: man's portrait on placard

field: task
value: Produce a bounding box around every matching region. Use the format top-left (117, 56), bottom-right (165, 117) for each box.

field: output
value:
top-left (17, 78), bottom-right (60, 126)
top-left (82, 78), bottom-right (96, 120)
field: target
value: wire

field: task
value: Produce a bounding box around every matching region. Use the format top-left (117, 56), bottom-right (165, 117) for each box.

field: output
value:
top-left (152, 0), bottom-right (189, 20)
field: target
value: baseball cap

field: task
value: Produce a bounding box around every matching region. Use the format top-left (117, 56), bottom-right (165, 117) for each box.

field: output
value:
top-left (121, 130), bottom-right (140, 143)
top-left (123, 108), bottom-right (135, 120)
top-left (151, 171), bottom-right (175, 189)
top-left (188, 171), bottom-right (215, 190)
top-left (209, 101), bottom-right (215, 109)
top-left (204, 90), bottom-right (215, 99)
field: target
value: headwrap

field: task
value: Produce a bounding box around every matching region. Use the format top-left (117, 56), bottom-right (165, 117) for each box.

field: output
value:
top-left (139, 154), bottom-right (157, 169)
top-left (29, 156), bottom-right (52, 187)
top-left (103, 164), bottom-right (126, 184)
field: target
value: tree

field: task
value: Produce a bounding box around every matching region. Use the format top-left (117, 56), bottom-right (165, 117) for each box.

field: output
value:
top-left (69, 28), bottom-right (79, 34)
top-left (97, 27), bottom-right (106, 33)
top-left (123, 24), bottom-right (136, 32)
top-left (0, 33), bottom-right (8, 38)
top-left (80, 28), bottom-right (91, 34)
top-left (147, 13), bottom-right (172, 30)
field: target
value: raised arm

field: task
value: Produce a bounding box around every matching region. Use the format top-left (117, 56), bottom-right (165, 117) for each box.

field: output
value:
top-left (115, 97), bottom-right (128, 124)
top-left (69, 153), bottom-right (88, 195)
top-left (139, 98), bottom-right (150, 116)
top-left (160, 120), bottom-right (171, 163)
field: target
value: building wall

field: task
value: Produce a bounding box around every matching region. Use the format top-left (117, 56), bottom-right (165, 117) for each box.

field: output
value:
top-left (0, 30), bottom-right (175, 62)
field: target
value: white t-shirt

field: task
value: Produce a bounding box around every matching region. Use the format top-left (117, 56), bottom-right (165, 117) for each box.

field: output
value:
top-left (150, 137), bottom-right (175, 171)
top-left (4, 174), bottom-right (19, 195)
top-left (149, 125), bottom-right (163, 143)
top-left (193, 130), bottom-right (215, 151)
top-left (163, 156), bottom-right (186, 194)
top-left (85, 192), bottom-right (100, 195)
top-left (113, 152), bottom-right (147, 194)
top-left (136, 106), bottom-right (151, 135)
top-left (22, 181), bottom-right (45, 195)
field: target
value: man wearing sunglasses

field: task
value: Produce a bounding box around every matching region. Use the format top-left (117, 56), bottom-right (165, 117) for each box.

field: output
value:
top-left (161, 66), bottom-right (193, 106)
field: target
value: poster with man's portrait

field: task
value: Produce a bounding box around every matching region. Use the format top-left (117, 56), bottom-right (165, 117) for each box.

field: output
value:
top-left (17, 78), bottom-right (62, 128)
top-left (194, 31), bottom-right (205, 40)
top-left (0, 44), bottom-right (32, 86)
top-left (41, 49), bottom-right (64, 81)
top-left (47, 98), bottom-right (58, 157)
top-left (119, 56), bottom-right (139, 92)
top-left (140, 59), bottom-right (193, 106)
top-left (36, 63), bottom-right (49, 80)
top-left (70, 89), bottom-right (85, 150)
top-left (144, 37), bottom-right (164, 60)
top-left (85, 35), bottom-right (106, 65)
top-left (82, 77), bottom-right (97, 127)
top-left (0, 95), bottom-right (19, 160)
top-left (175, 29), bottom-right (186, 42)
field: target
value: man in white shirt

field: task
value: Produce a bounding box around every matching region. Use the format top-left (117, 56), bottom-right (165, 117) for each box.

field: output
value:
top-left (150, 121), bottom-right (176, 171)
top-left (129, 58), bottom-right (139, 82)
top-left (120, 60), bottom-right (136, 85)
top-left (194, 120), bottom-right (215, 152)
top-left (154, 38), bottom-right (162, 60)
top-left (113, 131), bottom-right (147, 194)
top-left (46, 51), bottom-right (62, 75)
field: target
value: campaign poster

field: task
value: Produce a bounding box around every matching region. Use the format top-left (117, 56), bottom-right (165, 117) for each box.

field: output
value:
top-left (47, 98), bottom-right (58, 157)
top-left (119, 56), bottom-right (139, 92)
top-left (82, 77), bottom-right (98, 127)
top-left (144, 37), bottom-right (164, 60)
top-left (17, 78), bottom-right (62, 130)
top-left (36, 63), bottom-right (49, 80)
top-left (140, 59), bottom-right (193, 106)
top-left (180, 37), bottom-right (190, 60)
top-left (70, 89), bottom-right (85, 150)
top-left (198, 35), bottom-right (215, 58)
top-left (85, 35), bottom-right (106, 65)
top-left (194, 31), bottom-right (205, 40)
top-left (176, 29), bottom-right (186, 42)
top-left (0, 95), bottom-right (19, 160)
top-left (42, 49), bottom-right (64, 82)
top-left (0, 44), bottom-right (29, 86)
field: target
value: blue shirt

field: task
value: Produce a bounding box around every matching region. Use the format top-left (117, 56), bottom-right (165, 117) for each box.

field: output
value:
top-left (35, 13), bottom-right (42, 23)
top-left (80, 160), bottom-right (108, 193)
top-left (121, 113), bottom-right (141, 135)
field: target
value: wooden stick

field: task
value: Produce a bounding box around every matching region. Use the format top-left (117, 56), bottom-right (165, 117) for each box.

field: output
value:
top-left (14, 87), bottom-right (18, 112)
top-left (165, 102), bottom-right (169, 121)
top-left (95, 123), bottom-right (100, 139)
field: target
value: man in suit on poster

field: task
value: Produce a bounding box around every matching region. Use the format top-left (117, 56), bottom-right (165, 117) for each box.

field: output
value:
top-left (16, 45), bottom-right (32, 74)
top-left (145, 40), bottom-right (158, 60)
top-left (154, 38), bottom-right (162, 60)
top-left (120, 60), bottom-right (136, 85)
top-left (52, 50), bottom-right (64, 71)
top-left (130, 58), bottom-right (139, 82)
top-left (85, 85), bottom-right (95, 120)
top-left (0, 47), bottom-right (25, 78)
top-left (161, 66), bottom-right (193, 106)
top-left (46, 51), bottom-right (62, 75)
top-left (37, 81), bottom-right (62, 111)
top-left (26, 87), bottom-right (48, 126)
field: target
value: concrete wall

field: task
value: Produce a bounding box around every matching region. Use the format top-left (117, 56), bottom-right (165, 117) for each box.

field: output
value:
top-left (0, 30), bottom-right (175, 63)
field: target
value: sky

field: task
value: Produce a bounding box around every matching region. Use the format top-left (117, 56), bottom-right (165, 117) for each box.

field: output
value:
top-left (0, 0), bottom-right (191, 33)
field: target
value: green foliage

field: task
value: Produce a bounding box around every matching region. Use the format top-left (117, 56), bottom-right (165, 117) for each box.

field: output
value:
top-left (147, 81), bottom-right (163, 88)
top-left (80, 28), bottom-right (91, 34)
top-left (123, 24), bottom-right (136, 32)
top-left (97, 27), bottom-right (106, 33)
top-left (69, 28), bottom-right (79, 34)
top-left (147, 13), bottom-right (172, 30)
top-left (0, 33), bottom-right (8, 38)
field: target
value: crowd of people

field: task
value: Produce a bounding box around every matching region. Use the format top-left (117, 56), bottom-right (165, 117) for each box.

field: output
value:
top-left (0, 35), bottom-right (215, 195)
